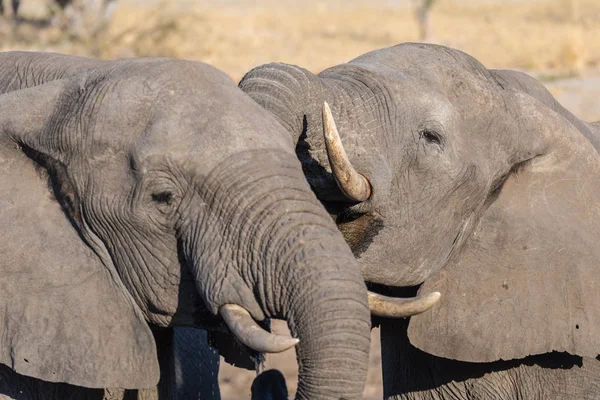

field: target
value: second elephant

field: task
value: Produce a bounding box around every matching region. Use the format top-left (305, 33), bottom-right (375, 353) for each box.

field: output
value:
top-left (240, 42), bottom-right (600, 399)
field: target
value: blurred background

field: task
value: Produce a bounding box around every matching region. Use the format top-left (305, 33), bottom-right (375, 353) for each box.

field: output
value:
top-left (1, 0), bottom-right (597, 398)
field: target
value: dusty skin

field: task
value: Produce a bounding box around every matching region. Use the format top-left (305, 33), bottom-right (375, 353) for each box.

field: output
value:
top-left (0, 0), bottom-right (599, 398)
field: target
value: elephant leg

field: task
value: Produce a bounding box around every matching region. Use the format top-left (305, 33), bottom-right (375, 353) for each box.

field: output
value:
top-left (154, 327), bottom-right (177, 400)
top-left (173, 327), bottom-right (221, 400)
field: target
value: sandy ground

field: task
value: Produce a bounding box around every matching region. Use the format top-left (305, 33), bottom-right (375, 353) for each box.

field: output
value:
top-left (0, 0), bottom-right (598, 398)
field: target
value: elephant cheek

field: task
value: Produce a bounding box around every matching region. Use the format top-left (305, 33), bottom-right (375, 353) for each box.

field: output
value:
top-left (351, 225), bottom-right (440, 288)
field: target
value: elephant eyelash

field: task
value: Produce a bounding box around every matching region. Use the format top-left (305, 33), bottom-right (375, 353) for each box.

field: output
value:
top-left (419, 129), bottom-right (443, 146)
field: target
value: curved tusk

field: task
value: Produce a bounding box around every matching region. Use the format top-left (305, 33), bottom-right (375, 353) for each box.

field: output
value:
top-left (322, 101), bottom-right (372, 202)
top-left (368, 291), bottom-right (441, 318)
top-left (219, 304), bottom-right (299, 353)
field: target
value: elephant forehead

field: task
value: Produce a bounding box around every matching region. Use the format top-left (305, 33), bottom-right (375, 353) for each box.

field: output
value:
top-left (395, 83), bottom-right (454, 121)
top-left (107, 57), bottom-right (235, 89)
top-left (146, 76), bottom-right (295, 155)
top-left (134, 104), bottom-right (295, 167)
top-left (351, 43), bottom-right (499, 101)
top-left (86, 72), bottom-right (295, 169)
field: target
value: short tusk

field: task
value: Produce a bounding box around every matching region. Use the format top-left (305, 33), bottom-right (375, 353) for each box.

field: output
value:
top-left (219, 304), bottom-right (299, 353)
top-left (322, 102), bottom-right (371, 202)
top-left (368, 291), bottom-right (441, 318)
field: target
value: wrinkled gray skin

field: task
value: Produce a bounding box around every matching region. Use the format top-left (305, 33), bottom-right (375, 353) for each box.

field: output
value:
top-left (240, 42), bottom-right (600, 399)
top-left (0, 52), bottom-right (371, 399)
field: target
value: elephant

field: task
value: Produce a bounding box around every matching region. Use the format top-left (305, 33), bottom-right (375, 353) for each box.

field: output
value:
top-left (0, 51), bottom-right (382, 400)
top-left (238, 42), bottom-right (600, 399)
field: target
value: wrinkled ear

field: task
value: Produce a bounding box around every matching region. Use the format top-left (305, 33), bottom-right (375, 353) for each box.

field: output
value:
top-left (408, 91), bottom-right (600, 363)
top-left (0, 51), bottom-right (105, 94)
top-left (0, 82), bottom-right (159, 388)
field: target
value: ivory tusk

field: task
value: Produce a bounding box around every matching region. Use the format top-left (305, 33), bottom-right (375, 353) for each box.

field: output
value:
top-left (219, 304), bottom-right (299, 353)
top-left (322, 102), bottom-right (371, 202)
top-left (368, 291), bottom-right (441, 318)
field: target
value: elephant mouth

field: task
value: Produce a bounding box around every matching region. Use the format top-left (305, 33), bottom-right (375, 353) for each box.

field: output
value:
top-left (336, 210), bottom-right (384, 257)
top-left (334, 212), bottom-right (441, 318)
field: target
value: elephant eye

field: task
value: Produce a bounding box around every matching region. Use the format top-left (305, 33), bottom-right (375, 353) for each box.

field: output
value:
top-left (151, 191), bottom-right (173, 205)
top-left (420, 129), bottom-right (443, 146)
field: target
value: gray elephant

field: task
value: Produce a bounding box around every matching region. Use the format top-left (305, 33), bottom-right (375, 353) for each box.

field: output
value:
top-left (239, 42), bottom-right (600, 399)
top-left (0, 51), bottom-right (378, 400)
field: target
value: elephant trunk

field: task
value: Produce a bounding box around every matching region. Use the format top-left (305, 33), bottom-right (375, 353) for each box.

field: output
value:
top-left (239, 62), bottom-right (322, 142)
top-left (239, 63), bottom-right (345, 203)
top-left (273, 223), bottom-right (371, 399)
top-left (184, 150), bottom-right (371, 400)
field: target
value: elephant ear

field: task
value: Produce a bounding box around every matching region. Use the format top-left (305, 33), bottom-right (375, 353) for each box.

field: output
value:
top-left (0, 80), bottom-right (160, 388)
top-left (408, 90), bottom-right (600, 363)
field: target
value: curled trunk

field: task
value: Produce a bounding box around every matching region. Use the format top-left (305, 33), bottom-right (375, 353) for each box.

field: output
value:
top-left (280, 234), bottom-right (371, 399)
top-left (240, 63), bottom-right (345, 202)
top-left (185, 151), bottom-right (371, 399)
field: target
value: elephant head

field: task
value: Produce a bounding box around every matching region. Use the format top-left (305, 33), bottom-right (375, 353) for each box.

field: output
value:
top-left (0, 52), bottom-right (372, 399)
top-left (239, 43), bottom-right (600, 365)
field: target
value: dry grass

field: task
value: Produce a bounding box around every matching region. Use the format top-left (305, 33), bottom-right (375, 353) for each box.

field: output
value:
top-left (2, 0), bottom-right (600, 81)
